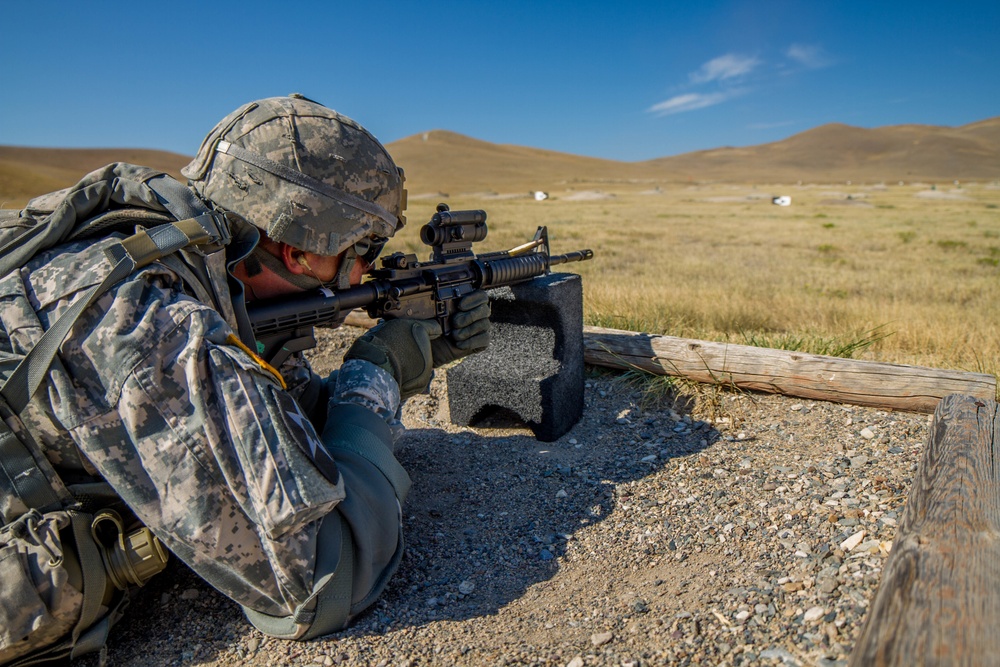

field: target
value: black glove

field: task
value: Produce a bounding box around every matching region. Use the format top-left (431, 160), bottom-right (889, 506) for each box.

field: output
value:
top-left (431, 290), bottom-right (492, 367)
top-left (344, 318), bottom-right (442, 400)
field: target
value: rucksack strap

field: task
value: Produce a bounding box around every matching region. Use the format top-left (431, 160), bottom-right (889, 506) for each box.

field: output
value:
top-left (0, 213), bottom-right (231, 415)
top-left (0, 404), bottom-right (64, 517)
top-left (145, 173), bottom-right (211, 221)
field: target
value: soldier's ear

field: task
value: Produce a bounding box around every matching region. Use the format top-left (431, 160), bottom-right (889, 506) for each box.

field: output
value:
top-left (280, 243), bottom-right (307, 274)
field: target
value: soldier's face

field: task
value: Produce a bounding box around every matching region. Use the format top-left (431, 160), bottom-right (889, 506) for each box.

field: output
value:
top-left (300, 252), bottom-right (369, 286)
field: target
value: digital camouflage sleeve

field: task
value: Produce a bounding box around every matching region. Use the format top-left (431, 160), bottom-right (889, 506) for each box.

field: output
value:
top-left (0, 233), bottom-right (408, 635)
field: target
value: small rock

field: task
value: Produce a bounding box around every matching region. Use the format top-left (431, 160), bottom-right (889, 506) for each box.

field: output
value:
top-left (840, 530), bottom-right (866, 552)
top-left (247, 637), bottom-right (260, 654)
top-left (860, 427), bottom-right (875, 440)
top-left (566, 658), bottom-right (585, 667)
top-left (760, 647), bottom-right (799, 663)
top-left (790, 404), bottom-right (803, 411)
top-left (459, 580), bottom-right (475, 595)
top-left (555, 489), bottom-right (568, 498)
top-left (803, 606), bottom-right (825, 623)
top-left (856, 539), bottom-right (882, 554)
top-left (180, 588), bottom-right (200, 601)
top-left (818, 577), bottom-right (839, 594)
top-left (590, 631), bottom-right (613, 646)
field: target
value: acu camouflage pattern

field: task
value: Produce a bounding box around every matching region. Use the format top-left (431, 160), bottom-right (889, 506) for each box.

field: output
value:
top-left (332, 359), bottom-right (404, 444)
top-left (0, 511), bottom-right (85, 664)
top-left (182, 95), bottom-right (406, 257)
top-left (0, 218), bottom-right (406, 632)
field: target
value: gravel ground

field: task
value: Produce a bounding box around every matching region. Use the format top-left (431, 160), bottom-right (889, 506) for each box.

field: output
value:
top-left (77, 326), bottom-right (930, 667)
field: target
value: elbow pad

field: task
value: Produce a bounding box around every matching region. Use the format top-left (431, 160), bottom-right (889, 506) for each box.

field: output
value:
top-left (320, 402), bottom-right (410, 503)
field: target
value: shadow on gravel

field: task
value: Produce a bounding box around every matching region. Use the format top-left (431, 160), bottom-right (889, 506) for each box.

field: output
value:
top-left (344, 395), bottom-right (721, 637)
top-left (78, 381), bottom-right (720, 665)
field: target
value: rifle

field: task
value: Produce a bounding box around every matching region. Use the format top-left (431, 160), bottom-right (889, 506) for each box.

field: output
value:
top-left (247, 204), bottom-right (594, 366)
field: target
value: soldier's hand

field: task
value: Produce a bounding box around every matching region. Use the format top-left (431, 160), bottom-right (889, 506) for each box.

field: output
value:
top-left (344, 319), bottom-right (442, 400)
top-left (431, 290), bottom-right (491, 367)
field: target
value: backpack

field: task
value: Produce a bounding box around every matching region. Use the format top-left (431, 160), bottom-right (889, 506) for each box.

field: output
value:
top-left (0, 164), bottom-right (232, 665)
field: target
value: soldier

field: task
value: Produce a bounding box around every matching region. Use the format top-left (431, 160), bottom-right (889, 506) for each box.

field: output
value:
top-left (0, 94), bottom-right (490, 661)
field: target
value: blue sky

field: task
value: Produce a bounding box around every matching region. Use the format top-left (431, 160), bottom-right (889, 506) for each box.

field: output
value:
top-left (1, 1), bottom-right (997, 162)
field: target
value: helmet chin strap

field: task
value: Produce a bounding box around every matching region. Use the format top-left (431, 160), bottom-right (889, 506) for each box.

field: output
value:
top-left (249, 246), bottom-right (327, 291)
top-left (334, 245), bottom-right (357, 290)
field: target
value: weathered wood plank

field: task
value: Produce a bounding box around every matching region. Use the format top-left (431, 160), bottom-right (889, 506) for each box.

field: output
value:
top-left (341, 316), bottom-right (996, 413)
top-left (583, 326), bottom-right (996, 413)
top-left (850, 394), bottom-right (1000, 666)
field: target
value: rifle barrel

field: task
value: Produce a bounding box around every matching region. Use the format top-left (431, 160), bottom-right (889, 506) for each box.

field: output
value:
top-left (549, 249), bottom-right (594, 265)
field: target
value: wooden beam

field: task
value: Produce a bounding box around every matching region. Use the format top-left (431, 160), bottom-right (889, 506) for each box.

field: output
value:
top-left (850, 394), bottom-right (1000, 666)
top-left (583, 326), bottom-right (996, 414)
top-left (342, 315), bottom-right (996, 413)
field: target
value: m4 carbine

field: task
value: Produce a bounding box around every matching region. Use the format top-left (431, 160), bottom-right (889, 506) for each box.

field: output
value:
top-left (248, 204), bottom-right (594, 366)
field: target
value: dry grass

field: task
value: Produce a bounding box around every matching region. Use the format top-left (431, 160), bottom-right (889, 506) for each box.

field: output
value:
top-left (393, 182), bottom-right (1000, 381)
top-left (3, 140), bottom-right (997, 385)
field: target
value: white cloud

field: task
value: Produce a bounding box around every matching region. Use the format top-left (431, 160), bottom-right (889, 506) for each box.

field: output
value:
top-left (690, 54), bottom-right (761, 84)
top-left (647, 53), bottom-right (760, 117)
top-left (648, 92), bottom-right (732, 116)
top-left (785, 44), bottom-right (831, 69)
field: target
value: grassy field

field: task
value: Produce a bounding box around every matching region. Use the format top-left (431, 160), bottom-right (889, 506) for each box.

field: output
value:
top-left (4, 141), bottom-right (997, 386)
top-left (392, 182), bottom-right (1000, 382)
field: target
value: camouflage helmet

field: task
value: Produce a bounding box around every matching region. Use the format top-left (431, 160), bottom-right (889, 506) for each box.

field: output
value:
top-left (181, 94), bottom-right (406, 257)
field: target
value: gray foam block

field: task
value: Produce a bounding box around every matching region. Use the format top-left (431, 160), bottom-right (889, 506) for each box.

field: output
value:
top-left (447, 272), bottom-right (583, 442)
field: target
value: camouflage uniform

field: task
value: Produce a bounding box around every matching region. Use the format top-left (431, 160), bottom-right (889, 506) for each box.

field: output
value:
top-left (1, 222), bottom-right (408, 635)
top-left (0, 96), bottom-right (414, 642)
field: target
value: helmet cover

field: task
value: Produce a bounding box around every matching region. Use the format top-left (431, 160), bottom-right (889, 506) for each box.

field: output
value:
top-left (182, 94), bottom-right (406, 256)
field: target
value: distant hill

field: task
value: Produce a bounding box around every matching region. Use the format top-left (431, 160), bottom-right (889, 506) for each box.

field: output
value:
top-left (2, 117), bottom-right (998, 207)
top-left (0, 147), bottom-right (190, 208)
top-left (389, 118), bottom-right (1000, 195)
top-left (385, 130), bottom-right (662, 197)
top-left (644, 117), bottom-right (1000, 183)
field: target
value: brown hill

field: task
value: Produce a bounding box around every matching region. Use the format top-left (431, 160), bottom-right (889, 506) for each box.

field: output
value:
top-left (2, 117), bottom-right (998, 208)
top-left (0, 147), bottom-right (190, 209)
top-left (384, 130), bottom-right (663, 197)
top-left (645, 118), bottom-right (1000, 183)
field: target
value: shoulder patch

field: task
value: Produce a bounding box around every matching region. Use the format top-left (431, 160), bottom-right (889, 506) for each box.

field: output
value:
top-left (271, 387), bottom-right (341, 486)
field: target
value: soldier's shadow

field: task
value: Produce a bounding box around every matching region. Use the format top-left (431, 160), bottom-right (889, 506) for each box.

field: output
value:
top-left (82, 382), bottom-right (719, 665)
top-left (344, 387), bottom-right (719, 637)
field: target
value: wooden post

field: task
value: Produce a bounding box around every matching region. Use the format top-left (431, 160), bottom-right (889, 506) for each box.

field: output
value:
top-left (850, 394), bottom-right (1000, 666)
top-left (342, 316), bottom-right (997, 413)
top-left (583, 326), bottom-right (996, 413)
